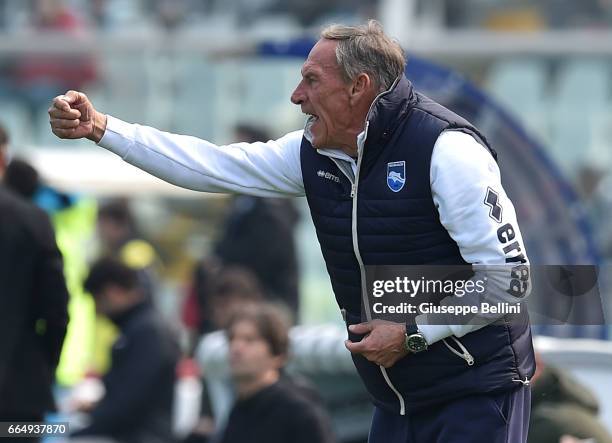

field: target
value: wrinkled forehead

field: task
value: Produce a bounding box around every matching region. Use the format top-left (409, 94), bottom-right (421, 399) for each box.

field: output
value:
top-left (301, 38), bottom-right (340, 75)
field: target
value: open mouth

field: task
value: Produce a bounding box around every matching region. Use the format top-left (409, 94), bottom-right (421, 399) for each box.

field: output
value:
top-left (303, 113), bottom-right (321, 144)
top-left (306, 112), bottom-right (319, 122)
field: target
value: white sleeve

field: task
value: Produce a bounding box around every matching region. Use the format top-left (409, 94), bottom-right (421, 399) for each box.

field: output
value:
top-left (416, 130), bottom-right (529, 345)
top-left (97, 115), bottom-right (305, 197)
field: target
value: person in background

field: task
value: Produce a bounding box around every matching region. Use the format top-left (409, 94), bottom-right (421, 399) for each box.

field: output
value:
top-left (182, 257), bottom-right (222, 339)
top-left (218, 303), bottom-right (335, 443)
top-left (528, 354), bottom-right (612, 443)
top-left (3, 156), bottom-right (100, 387)
top-left (207, 265), bottom-right (265, 330)
top-left (183, 270), bottom-right (324, 443)
top-left (71, 258), bottom-right (179, 443)
top-left (0, 123), bottom-right (9, 178)
top-left (185, 241), bottom-right (290, 340)
top-left (214, 123), bottom-right (300, 318)
top-left (97, 199), bottom-right (160, 287)
top-left (4, 157), bottom-right (43, 199)
top-left (0, 132), bottom-right (69, 441)
top-left (181, 264), bottom-right (264, 443)
top-left (95, 198), bottom-right (160, 369)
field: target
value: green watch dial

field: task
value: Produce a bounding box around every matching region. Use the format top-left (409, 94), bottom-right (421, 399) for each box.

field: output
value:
top-left (406, 333), bottom-right (428, 353)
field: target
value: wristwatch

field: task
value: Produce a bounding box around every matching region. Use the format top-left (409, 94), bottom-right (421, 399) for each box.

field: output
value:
top-left (404, 324), bottom-right (428, 353)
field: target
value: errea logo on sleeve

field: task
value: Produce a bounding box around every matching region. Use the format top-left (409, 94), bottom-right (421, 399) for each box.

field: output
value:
top-left (317, 170), bottom-right (340, 183)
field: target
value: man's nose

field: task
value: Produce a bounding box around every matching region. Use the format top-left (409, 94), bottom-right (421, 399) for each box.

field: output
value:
top-left (290, 83), bottom-right (304, 105)
top-left (229, 344), bottom-right (240, 358)
top-left (229, 339), bottom-right (245, 353)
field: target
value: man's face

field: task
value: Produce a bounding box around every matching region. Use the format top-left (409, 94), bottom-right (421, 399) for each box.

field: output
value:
top-left (97, 217), bottom-right (127, 250)
top-left (93, 288), bottom-right (116, 317)
top-left (228, 320), bottom-right (282, 381)
top-left (291, 39), bottom-right (356, 149)
top-left (93, 285), bottom-right (130, 318)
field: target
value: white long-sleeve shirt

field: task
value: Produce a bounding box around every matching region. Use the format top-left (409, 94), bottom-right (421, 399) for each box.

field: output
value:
top-left (99, 115), bottom-right (528, 344)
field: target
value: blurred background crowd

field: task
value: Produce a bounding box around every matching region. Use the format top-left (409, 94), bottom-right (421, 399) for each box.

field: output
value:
top-left (1, 0), bottom-right (612, 442)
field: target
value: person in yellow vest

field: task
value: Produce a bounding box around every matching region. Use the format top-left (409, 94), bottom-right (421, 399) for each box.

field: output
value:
top-left (36, 185), bottom-right (99, 384)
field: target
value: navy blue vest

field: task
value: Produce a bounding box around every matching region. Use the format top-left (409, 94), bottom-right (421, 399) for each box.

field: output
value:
top-left (300, 77), bottom-right (535, 414)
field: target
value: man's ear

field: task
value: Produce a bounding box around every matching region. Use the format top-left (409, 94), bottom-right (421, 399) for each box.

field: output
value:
top-left (350, 73), bottom-right (373, 101)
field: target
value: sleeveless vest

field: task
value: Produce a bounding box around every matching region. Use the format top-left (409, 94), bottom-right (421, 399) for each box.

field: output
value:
top-left (300, 76), bottom-right (535, 414)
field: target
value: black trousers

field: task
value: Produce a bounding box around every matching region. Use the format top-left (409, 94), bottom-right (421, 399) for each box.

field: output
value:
top-left (368, 386), bottom-right (531, 443)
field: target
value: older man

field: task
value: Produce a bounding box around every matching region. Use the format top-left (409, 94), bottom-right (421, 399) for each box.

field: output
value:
top-left (49, 20), bottom-right (534, 443)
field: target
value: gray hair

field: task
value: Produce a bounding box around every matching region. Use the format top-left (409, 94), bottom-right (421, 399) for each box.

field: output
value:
top-left (321, 20), bottom-right (406, 92)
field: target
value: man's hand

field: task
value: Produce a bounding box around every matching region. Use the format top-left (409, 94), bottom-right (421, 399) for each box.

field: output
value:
top-left (345, 319), bottom-right (409, 368)
top-left (48, 90), bottom-right (107, 143)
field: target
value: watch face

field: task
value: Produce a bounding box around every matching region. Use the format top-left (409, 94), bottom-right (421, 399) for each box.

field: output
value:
top-left (407, 334), bottom-right (427, 352)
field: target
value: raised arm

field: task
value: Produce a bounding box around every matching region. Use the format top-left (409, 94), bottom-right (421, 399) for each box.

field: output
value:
top-left (49, 91), bottom-right (305, 197)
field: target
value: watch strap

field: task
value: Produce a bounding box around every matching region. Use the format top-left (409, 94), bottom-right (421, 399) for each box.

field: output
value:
top-left (405, 323), bottom-right (419, 336)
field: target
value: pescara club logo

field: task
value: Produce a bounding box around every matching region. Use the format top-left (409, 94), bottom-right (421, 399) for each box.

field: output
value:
top-left (387, 161), bottom-right (406, 192)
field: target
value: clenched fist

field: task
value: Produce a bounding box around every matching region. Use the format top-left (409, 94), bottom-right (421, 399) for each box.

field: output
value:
top-left (48, 90), bottom-right (107, 143)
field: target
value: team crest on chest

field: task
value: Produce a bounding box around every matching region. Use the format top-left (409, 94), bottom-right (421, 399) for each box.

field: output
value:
top-left (387, 161), bottom-right (406, 192)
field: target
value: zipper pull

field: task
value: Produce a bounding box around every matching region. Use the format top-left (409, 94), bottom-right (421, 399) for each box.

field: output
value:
top-left (350, 184), bottom-right (356, 198)
top-left (465, 354), bottom-right (475, 366)
top-left (443, 337), bottom-right (476, 366)
top-left (452, 337), bottom-right (475, 366)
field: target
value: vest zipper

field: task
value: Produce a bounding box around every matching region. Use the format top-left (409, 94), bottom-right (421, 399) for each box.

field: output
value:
top-left (351, 121), bottom-right (408, 416)
top-left (359, 86), bottom-right (408, 416)
top-left (442, 337), bottom-right (475, 366)
top-left (329, 81), bottom-right (408, 416)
